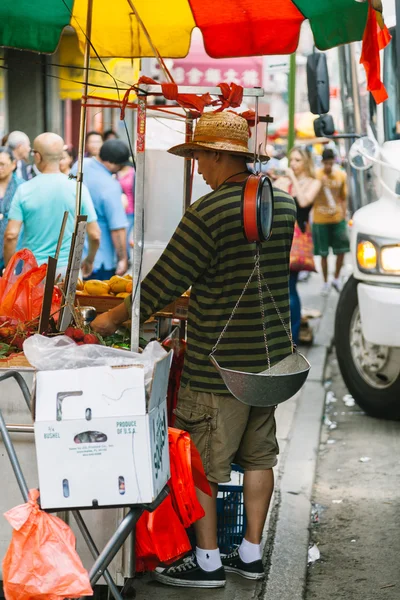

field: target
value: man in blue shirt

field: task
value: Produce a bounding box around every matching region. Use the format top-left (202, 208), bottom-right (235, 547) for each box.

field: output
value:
top-left (71, 139), bottom-right (129, 280)
top-left (4, 133), bottom-right (100, 279)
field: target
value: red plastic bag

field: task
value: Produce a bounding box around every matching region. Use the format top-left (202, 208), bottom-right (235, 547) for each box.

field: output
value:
top-left (168, 427), bottom-right (211, 528)
top-left (0, 249), bottom-right (38, 302)
top-left (0, 249), bottom-right (61, 321)
top-left (136, 494), bottom-right (191, 572)
top-left (135, 428), bottom-right (211, 571)
top-left (2, 489), bottom-right (93, 600)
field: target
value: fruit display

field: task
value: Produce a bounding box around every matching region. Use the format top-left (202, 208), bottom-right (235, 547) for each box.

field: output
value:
top-left (77, 275), bottom-right (133, 298)
top-left (0, 317), bottom-right (38, 357)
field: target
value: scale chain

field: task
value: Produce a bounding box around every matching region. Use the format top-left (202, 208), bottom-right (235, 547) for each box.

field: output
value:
top-left (211, 247), bottom-right (295, 357)
top-left (211, 260), bottom-right (258, 354)
top-left (256, 257), bottom-right (271, 372)
top-left (260, 271), bottom-right (295, 352)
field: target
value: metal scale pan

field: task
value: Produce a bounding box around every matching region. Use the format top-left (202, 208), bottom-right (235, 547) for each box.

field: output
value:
top-left (210, 352), bottom-right (310, 407)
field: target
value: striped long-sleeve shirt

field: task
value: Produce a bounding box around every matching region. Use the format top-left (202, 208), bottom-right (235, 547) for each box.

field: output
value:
top-left (137, 181), bottom-right (296, 394)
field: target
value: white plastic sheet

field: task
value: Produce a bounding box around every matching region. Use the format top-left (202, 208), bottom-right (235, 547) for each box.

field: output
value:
top-left (23, 334), bottom-right (167, 391)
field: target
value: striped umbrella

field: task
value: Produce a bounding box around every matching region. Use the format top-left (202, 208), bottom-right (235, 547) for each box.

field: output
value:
top-left (0, 0), bottom-right (372, 57)
top-left (0, 0), bottom-right (390, 102)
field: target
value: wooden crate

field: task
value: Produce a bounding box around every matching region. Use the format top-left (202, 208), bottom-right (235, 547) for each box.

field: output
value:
top-left (0, 353), bottom-right (33, 370)
top-left (75, 294), bottom-right (125, 313)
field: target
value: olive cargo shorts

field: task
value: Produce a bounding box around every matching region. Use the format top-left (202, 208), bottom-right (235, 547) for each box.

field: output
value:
top-left (174, 384), bottom-right (279, 483)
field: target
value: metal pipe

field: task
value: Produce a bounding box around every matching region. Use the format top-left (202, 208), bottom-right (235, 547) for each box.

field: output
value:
top-left (183, 116), bottom-right (194, 212)
top-left (0, 409), bottom-right (29, 502)
top-left (253, 96), bottom-right (259, 171)
top-left (75, 0), bottom-right (94, 216)
top-left (287, 53), bottom-right (297, 152)
top-left (71, 510), bottom-right (123, 600)
top-left (140, 84), bottom-right (264, 96)
top-left (130, 93), bottom-right (147, 352)
top-left (6, 425), bottom-right (34, 433)
top-left (88, 507), bottom-right (143, 587)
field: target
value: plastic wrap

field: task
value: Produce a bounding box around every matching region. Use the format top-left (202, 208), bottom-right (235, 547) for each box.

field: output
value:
top-left (23, 334), bottom-right (167, 390)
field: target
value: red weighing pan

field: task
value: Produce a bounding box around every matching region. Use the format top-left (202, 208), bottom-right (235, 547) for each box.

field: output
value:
top-left (242, 174), bottom-right (274, 243)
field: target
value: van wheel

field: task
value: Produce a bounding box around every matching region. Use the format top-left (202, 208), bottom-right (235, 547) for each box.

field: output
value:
top-left (335, 276), bottom-right (400, 420)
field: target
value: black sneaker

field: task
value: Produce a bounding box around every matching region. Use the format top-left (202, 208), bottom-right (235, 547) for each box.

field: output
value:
top-left (221, 547), bottom-right (264, 580)
top-left (153, 554), bottom-right (226, 588)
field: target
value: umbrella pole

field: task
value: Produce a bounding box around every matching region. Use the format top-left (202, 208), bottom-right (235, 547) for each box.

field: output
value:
top-left (287, 52), bottom-right (296, 152)
top-left (130, 92), bottom-right (147, 353)
top-left (75, 0), bottom-right (94, 216)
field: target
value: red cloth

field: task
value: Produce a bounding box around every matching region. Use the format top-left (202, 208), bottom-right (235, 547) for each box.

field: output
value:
top-left (120, 76), bottom-right (246, 120)
top-left (360, 3), bottom-right (391, 104)
top-left (162, 337), bottom-right (186, 426)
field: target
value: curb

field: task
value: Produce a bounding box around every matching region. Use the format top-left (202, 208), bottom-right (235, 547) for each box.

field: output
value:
top-left (261, 291), bottom-right (338, 600)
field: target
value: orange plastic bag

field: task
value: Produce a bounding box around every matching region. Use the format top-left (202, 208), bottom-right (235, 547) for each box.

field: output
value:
top-left (136, 494), bottom-right (191, 572)
top-left (135, 428), bottom-right (212, 571)
top-left (0, 249), bottom-right (38, 302)
top-left (2, 489), bottom-right (93, 600)
top-left (0, 249), bottom-right (61, 321)
top-left (168, 427), bottom-right (211, 528)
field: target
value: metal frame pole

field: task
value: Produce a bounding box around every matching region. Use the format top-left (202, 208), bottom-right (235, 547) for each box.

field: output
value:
top-left (183, 115), bottom-right (194, 212)
top-left (71, 510), bottom-right (123, 600)
top-left (75, 0), bottom-right (94, 216)
top-left (288, 52), bottom-right (297, 152)
top-left (88, 508), bottom-right (143, 586)
top-left (0, 408), bottom-right (29, 502)
top-left (130, 93), bottom-right (147, 352)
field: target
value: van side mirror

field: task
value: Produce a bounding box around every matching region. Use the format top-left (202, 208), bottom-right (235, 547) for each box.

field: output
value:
top-left (314, 114), bottom-right (335, 137)
top-left (307, 53), bottom-right (330, 115)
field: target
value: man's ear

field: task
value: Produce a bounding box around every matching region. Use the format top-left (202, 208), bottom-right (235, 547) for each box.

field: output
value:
top-left (214, 152), bottom-right (221, 162)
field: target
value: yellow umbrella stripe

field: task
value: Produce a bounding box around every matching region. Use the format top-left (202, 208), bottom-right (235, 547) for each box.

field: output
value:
top-left (72, 0), bottom-right (196, 58)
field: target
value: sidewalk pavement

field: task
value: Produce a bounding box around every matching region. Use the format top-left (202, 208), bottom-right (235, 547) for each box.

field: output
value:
top-left (133, 263), bottom-right (340, 600)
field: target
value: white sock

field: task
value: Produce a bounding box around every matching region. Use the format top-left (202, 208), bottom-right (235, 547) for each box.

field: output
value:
top-left (239, 538), bottom-right (262, 563)
top-left (196, 547), bottom-right (222, 572)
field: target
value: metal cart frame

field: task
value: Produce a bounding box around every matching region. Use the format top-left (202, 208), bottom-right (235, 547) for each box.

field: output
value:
top-left (0, 370), bottom-right (168, 600)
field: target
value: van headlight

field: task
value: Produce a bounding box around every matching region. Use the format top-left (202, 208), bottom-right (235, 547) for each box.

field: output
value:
top-left (357, 241), bottom-right (377, 270)
top-left (381, 246), bottom-right (400, 273)
top-left (357, 234), bottom-right (400, 275)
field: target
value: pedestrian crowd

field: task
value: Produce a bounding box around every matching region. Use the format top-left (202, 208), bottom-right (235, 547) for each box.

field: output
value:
top-left (271, 144), bottom-right (350, 346)
top-left (0, 128), bottom-right (135, 280)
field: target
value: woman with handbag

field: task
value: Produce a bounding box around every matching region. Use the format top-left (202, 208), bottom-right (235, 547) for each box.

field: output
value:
top-left (275, 147), bottom-right (321, 344)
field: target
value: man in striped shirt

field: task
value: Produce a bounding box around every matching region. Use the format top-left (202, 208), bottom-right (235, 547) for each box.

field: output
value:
top-left (92, 111), bottom-right (296, 588)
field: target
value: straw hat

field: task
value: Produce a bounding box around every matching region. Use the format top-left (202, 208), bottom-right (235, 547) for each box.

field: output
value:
top-left (168, 111), bottom-right (269, 161)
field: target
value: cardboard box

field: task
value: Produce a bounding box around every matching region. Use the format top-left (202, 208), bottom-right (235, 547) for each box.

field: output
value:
top-left (34, 352), bottom-right (172, 510)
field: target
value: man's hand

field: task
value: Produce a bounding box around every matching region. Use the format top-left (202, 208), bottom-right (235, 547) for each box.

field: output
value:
top-left (81, 257), bottom-right (94, 278)
top-left (116, 258), bottom-right (128, 276)
top-left (90, 312), bottom-right (120, 337)
top-left (90, 302), bottom-right (130, 337)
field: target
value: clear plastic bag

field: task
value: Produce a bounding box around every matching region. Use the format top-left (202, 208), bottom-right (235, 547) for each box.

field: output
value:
top-left (23, 334), bottom-right (167, 390)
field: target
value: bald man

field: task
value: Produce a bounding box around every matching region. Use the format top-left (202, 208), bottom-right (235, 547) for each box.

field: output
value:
top-left (4, 133), bottom-right (100, 278)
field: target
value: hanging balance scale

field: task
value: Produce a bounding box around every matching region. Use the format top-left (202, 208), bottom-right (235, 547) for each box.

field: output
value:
top-left (209, 170), bottom-right (310, 407)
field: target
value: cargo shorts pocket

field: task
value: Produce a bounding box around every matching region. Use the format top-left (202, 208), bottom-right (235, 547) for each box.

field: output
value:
top-left (173, 403), bottom-right (217, 476)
